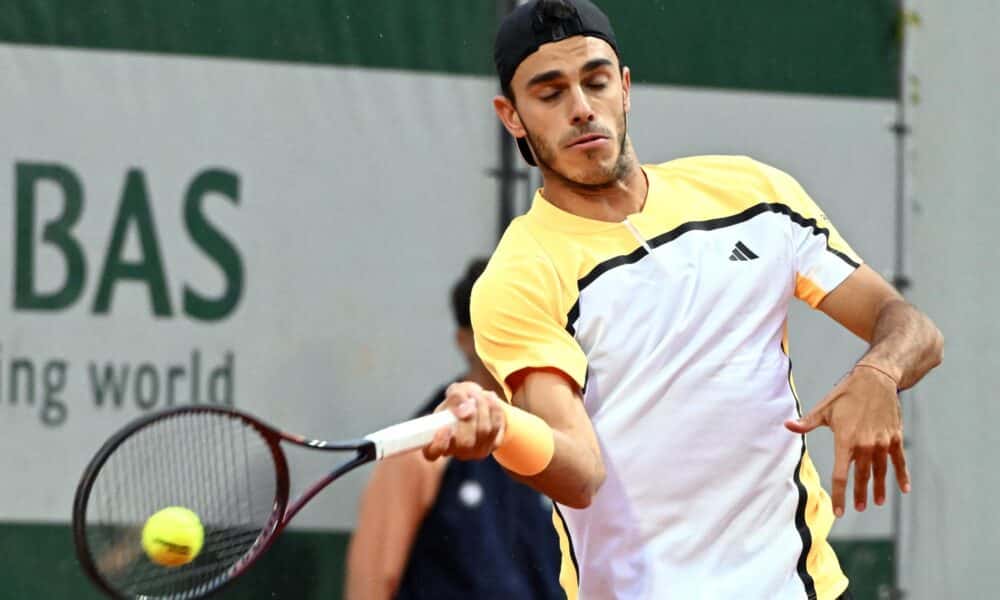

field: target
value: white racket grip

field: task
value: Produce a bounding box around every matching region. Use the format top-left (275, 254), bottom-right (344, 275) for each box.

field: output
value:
top-left (364, 410), bottom-right (458, 460)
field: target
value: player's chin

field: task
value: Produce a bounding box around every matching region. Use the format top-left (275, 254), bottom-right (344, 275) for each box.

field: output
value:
top-left (561, 159), bottom-right (618, 186)
top-left (558, 150), bottom-right (616, 180)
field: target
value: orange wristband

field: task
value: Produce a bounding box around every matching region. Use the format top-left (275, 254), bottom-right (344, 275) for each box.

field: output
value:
top-left (492, 402), bottom-right (555, 476)
top-left (854, 362), bottom-right (900, 387)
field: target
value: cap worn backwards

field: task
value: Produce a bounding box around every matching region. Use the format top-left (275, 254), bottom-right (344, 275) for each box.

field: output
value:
top-left (493, 0), bottom-right (619, 166)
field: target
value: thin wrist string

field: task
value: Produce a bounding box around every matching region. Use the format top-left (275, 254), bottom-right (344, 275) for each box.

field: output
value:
top-left (854, 362), bottom-right (901, 387)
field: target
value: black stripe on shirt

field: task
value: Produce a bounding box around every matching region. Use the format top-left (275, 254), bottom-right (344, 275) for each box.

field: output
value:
top-left (553, 503), bottom-right (581, 586)
top-left (563, 201), bottom-right (859, 335)
top-left (786, 358), bottom-right (819, 599)
top-left (792, 440), bottom-right (819, 599)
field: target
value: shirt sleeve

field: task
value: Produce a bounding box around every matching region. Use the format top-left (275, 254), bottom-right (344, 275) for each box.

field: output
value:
top-left (470, 254), bottom-right (588, 400)
top-left (755, 160), bottom-right (864, 308)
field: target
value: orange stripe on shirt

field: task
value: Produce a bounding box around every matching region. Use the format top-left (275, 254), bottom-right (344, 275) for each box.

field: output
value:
top-left (795, 274), bottom-right (827, 308)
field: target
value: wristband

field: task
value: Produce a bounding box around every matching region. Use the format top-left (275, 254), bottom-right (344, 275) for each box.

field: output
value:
top-left (492, 402), bottom-right (555, 476)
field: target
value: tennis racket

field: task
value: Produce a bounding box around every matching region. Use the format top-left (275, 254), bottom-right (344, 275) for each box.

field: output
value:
top-left (72, 404), bottom-right (457, 600)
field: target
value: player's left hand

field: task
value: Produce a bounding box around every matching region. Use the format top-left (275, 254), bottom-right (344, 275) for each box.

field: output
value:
top-left (784, 364), bottom-right (909, 518)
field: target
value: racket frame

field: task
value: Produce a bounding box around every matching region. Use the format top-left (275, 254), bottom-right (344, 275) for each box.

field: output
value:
top-left (72, 405), bottom-right (376, 600)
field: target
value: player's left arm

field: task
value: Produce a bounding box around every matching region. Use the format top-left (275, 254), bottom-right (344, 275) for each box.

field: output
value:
top-left (786, 264), bottom-right (944, 516)
top-left (814, 265), bottom-right (943, 388)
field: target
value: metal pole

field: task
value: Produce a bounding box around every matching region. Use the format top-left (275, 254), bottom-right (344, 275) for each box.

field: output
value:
top-left (893, 2), bottom-right (912, 297)
top-left (891, 2), bottom-right (914, 598)
top-left (492, 0), bottom-right (522, 241)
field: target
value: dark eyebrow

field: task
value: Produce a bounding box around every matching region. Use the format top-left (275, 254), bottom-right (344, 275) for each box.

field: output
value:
top-left (581, 58), bottom-right (614, 73)
top-left (526, 69), bottom-right (564, 88)
top-left (525, 58), bottom-right (615, 89)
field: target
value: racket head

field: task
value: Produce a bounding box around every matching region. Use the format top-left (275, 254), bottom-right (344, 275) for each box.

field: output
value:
top-left (72, 406), bottom-right (290, 600)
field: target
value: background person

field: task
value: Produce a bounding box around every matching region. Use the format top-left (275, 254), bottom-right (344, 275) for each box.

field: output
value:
top-left (345, 258), bottom-right (563, 600)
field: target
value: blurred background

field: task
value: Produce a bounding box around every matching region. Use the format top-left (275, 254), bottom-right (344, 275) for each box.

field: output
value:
top-left (0, 1), bottom-right (995, 598)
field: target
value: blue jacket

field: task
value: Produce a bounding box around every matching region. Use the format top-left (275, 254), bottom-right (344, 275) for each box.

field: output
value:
top-left (395, 385), bottom-right (564, 599)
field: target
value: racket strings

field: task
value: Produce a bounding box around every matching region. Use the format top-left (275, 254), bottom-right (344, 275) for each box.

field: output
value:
top-left (82, 411), bottom-right (280, 599)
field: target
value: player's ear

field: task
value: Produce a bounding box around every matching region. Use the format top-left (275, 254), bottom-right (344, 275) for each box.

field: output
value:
top-left (621, 66), bottom-right (631, 113)
top-left (493, 95), bottom-right (526, 138)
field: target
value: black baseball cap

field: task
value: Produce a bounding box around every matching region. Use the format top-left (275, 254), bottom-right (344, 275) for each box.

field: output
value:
top-left (494, 0), bottom-right (620, 166)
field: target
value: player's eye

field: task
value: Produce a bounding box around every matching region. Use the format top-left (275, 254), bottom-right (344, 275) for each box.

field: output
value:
top-left (540, 89), bottom-right (562, 102)
top-left (586, 77), bottom-right (609, 90)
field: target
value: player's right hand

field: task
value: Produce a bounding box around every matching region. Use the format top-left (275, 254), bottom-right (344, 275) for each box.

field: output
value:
top-left (423, 381), bottom-right (506, 462)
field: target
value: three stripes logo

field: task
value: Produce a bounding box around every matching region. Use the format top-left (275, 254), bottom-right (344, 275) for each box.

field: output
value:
top-left (728, 241), bottom-right (759, 261)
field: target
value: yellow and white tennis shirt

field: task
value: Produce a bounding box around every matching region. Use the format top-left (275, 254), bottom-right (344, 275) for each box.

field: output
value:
top-left (471, 156), bottom-right (858, 599)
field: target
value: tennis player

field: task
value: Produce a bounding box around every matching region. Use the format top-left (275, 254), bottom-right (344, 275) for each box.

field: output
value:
top-left (423, 1), bottom-right (944, 599)
top-left (346, 259), bottom-right (563, 599)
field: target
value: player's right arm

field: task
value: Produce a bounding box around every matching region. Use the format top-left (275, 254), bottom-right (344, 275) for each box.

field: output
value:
top-left (423, 252), bottom-right (605, 508)
top-left (510, 368), bottom-right (605, 507)
top-left (425, 369), bottom-right (604, 508)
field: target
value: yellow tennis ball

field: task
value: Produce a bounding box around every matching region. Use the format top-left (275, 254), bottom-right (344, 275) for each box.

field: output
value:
top-left (141, 506), bottom-right (204, 567)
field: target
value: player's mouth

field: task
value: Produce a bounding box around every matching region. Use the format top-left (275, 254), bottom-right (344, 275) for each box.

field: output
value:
top-left (566, 133), bottom-right (609, 150)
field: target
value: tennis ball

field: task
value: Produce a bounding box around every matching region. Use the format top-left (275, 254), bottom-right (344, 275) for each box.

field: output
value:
top-left (141, 506), bottom-right (204, 567)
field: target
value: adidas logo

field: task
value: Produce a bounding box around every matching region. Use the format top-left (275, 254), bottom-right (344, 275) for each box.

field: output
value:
top-left (728, 241), bottom-right (759, 261)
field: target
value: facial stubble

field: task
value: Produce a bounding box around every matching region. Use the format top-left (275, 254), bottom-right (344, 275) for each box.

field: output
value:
top-left (522, 107), bottom-right (633, 190)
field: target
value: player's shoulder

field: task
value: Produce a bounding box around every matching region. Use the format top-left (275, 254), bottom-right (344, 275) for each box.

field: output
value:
top-left (648, 154), bottom-right (784, 188)
top-left (654, 156), bottom-right (837, 232)
top-left (472, 223), bottom-right (561, 312)
top-left (490, 214), bottom-right (543, 258)
top-left (648, 155), bottom-right (816, 213)
top-left (482, 218), bottom-right (555, 280)
top-left (475, 244), bottom-right (554, 296)
top-left (652, 154), bottom-right (761, 171)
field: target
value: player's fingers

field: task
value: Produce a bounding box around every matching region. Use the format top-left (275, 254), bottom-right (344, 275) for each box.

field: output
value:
top-left (784, 400), bottom-right (832, 435)
top-left (445, 381), bottom-right (484, 409)
top-left (872, 436), bottom-right (889, 506)
top-left (446, 399), bottom-right (476, 419)
top-left (890, 434), bottom-right (911, 494)
top-left (784, 409), bottom-right (826, 434)
top-left (422, 426), bottom-right (452, 461)
top-left (831, 440), bottom-right (851, 518)
top-left (853, 441), bottom-right (873, 512)
top-left (446, 381), bottom-right (477, 398)
top-left (787, 379), bottom-right (853, 434)
top-left (445, 380), bottom-right (484, 420)
top-left (487, 393), bottom-right (506, 449)
top-left (451, 400), bottom-right (478, 451)
top-left (473, 395), bottom-right (494, 454)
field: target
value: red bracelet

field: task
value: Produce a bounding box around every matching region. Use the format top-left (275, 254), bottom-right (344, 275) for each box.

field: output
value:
top-left (854, 362), bottom-right (900, 387)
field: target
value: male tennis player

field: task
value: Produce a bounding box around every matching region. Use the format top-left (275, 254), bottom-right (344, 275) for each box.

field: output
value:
top-left (346, 259), bottom-right (562, 600)
top-left (423, 1), bottom-right (944, 598)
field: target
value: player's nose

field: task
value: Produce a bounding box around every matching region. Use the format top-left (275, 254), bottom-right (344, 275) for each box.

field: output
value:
top-left (568, 87), bottom-right (596, 125)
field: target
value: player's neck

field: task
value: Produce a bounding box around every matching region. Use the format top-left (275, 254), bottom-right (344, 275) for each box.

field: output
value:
top-left (540, 147), bottom-right (647, 223)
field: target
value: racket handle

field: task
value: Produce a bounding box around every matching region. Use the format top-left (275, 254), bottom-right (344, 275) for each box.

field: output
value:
top-left (365, 410), bottom-right (458, 460)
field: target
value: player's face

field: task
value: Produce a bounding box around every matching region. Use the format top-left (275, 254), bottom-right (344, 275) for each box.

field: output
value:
top-left (506, 37), bottom-right (631, 186)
